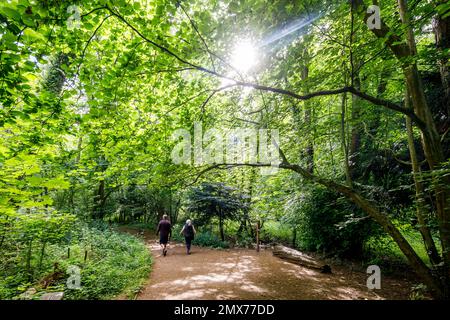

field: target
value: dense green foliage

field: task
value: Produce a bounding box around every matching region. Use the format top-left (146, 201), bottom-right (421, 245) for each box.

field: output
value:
top-left (187, 182), bottom-right (249, 241)
top-left (1, 0), bottom-right (450, 299)
top-left (0, 222), bottom-right (151, 299)
top-left (292, 187), bottom-right (377, 257)
top-left (172, 224), bottom-right (230, 249)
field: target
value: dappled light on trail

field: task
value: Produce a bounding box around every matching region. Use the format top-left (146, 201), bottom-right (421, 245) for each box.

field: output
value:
top-left (120, 229), bottom-right (414, 300)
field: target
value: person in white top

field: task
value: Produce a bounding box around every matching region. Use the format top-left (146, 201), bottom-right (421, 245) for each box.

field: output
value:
top-left (180, 219), bottom-right (196, 255)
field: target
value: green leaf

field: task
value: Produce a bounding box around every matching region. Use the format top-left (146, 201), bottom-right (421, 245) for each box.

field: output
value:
top-left (43, 177), bottom-right (70, 190)
top-left (0, 7), bottom-right (21, 21)
top-left (21, 15), bottom-right (36, 27)
top-left (22, 28), bottom-right (46, 42)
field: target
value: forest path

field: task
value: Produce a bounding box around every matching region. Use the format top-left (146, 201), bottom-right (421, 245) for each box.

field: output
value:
top-left (120, 227), bottom-right (412, 300)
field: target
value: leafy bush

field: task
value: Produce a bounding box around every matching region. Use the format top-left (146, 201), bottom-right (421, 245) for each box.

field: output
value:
top-left (63, 226), bottom-right (152, 299)
top-left (192, 231), bottom-right (229, 248)
top-left (0, 222), bottom-right (151, 300)
top-left (363, 223), bottom-right (441, 270)
top-left (294, 186), bottom-right (378, 257)
top-left (169, 224), bottom-right (184, 242)
top-left (235, 236), bottom-right (254, 248)
top-left (0, 209), bottom-right (77, 299)
top-left (260, 221), bottom-right (293, 244)
top-left (186, 182), bottom-right (249, 242)
top-left (170, 224), bottom-right (229, 248)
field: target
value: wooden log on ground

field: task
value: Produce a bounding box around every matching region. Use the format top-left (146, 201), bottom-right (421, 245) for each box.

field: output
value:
top-left (273, 245), bottom-right (332, 274)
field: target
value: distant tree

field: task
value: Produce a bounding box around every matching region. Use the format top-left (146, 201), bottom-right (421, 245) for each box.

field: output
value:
top-left (187, 183), bottom-right (249, 241)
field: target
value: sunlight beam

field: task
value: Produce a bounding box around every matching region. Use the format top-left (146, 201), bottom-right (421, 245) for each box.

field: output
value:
top-left (230, 39), bottom-right (258, 73)
top-left (261, 14), bottom-right (322, 47)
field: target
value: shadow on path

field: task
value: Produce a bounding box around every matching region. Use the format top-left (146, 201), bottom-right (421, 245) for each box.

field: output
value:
top-left (120, 227), bottom-right (413, 300)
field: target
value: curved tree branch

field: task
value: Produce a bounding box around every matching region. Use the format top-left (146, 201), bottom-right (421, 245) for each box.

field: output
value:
top-left (188, 157), bottom-right (440, 296)
top-left (77, 14), bottom-right (112, 75)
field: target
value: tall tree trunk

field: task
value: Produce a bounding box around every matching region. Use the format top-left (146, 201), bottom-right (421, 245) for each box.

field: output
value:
top-left (433, 0), bottom-right (450, 117)
top-left (340, 29), bottom-right (352, 186)
top-left (349, 72), bottom-right (361, 179)
top-left (405, 91), bottom-right (441, 266)
top-left (93, 179), bottom-right (105, 219)
top-left (301, 65), bottom-right (314, 174)
top-left (341, 92), bottom-right (353, 187)
top-left (219, 210), bottom-right (225, 242)
top-left (281, 161), bottom-right (445, 298)
top-left (398, 0), bottom-right (450, 295)
top-left (292, 227), bottom-right (297, 248)
top-left (352, 0), bottom-right (450, 298)
top-left (349, 5), bottom-right (362, 179)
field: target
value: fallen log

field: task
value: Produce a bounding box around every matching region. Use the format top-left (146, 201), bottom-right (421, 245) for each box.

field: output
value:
top-left (273, 245), bottom-right (332, 274)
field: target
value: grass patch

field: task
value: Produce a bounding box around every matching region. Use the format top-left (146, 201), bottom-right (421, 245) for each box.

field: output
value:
top-left (364, 223), bottom-right (441, 271)
top-left (260, 221), bottom-right (293, 244)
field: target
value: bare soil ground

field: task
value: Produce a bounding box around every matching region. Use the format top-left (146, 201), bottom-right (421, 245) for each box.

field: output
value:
top-left (120, 227), bottom-right (415, 300)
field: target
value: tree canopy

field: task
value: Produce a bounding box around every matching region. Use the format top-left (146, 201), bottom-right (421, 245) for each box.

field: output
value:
top-left (1, 0), bottom-right (450, 299)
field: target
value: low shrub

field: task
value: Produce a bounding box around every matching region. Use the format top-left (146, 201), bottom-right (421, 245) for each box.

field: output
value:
top-left (0, 222), bottom-right (152, 300)
top-left (170, 224), bottom-right (229, 248)
top-left (63, 227), bottom-right (152, 299)
top-left (259, 221), bottom-right (293, 245)
top-left (192, 231), bottom-right (229, 248)
top-left (294, 186), bottom-right (377, 257)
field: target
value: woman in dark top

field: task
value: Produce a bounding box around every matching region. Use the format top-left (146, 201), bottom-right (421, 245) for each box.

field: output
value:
top-left (180, 219), bottom-right (196, 255)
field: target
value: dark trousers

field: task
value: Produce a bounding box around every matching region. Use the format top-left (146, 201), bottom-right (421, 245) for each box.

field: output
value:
top-left (185, 236), bottom-right (192, 252)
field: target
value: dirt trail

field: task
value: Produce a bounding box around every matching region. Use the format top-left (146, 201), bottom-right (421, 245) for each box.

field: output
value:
top-left (121, 227), bottom-right (413, 300)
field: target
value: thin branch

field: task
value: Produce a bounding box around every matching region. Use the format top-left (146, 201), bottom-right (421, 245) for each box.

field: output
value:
top-left (347, 87), bottom-right (426, 131)
top-left (154, 67), bottom-right (196, 74)
top-left (178, 1), bottom-right (216, 72)
top-left (199, 84), bottom-right (237, 119)
top-left (441, 127), bottom-right (450, 143)
top-left (163, 84), bottom-right (235, 117)
top-left (80, 6), bottom-right (109, 19)
top-left (227, 117), bottom-right (261, 126)
top-left (311, 22), bottom-right (349, 48)
top-left (77, 14), bottom-right (112, 75)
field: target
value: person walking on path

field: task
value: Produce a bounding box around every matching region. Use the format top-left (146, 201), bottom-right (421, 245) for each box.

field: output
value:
top-left (156, 214), bottom-right (172, 256)
top-left (180, 219), bottom-right (196, 255)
